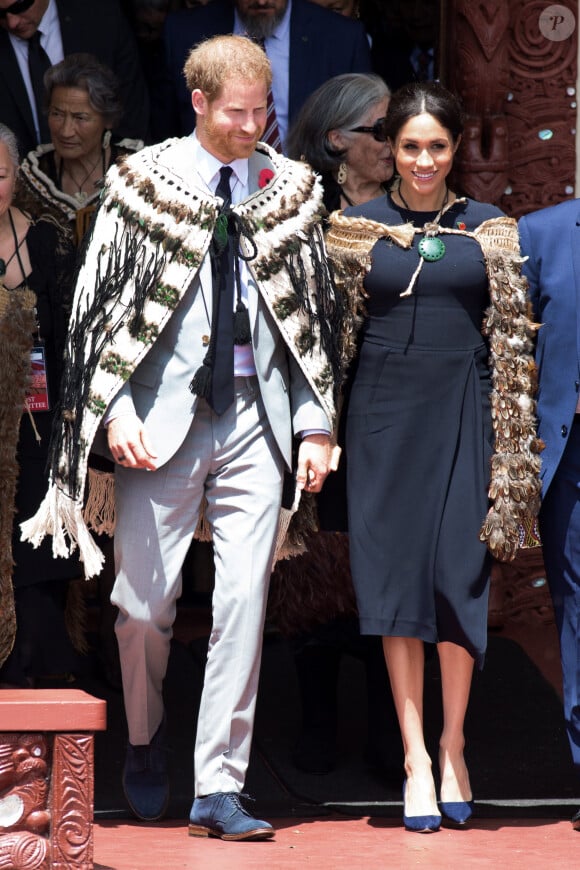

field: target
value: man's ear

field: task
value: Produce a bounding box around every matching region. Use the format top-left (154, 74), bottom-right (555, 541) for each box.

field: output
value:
top-left (191, 89), bottom-right (207, 116)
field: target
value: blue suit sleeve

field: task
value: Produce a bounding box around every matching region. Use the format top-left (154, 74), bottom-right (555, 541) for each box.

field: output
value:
top-left (518, 215), bottom-right (540, 321)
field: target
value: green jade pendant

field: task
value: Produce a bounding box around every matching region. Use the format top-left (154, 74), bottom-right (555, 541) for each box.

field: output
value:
top-left (418, 236), bottom-right (446, 262)
top-left (214, 213), bottom-right (229, 249)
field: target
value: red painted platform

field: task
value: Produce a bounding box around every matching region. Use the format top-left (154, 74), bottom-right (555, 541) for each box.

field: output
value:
top-left (91, 581), bottom-right (580, 869)
top-left (0, 688), bottom-right (106, 730)
top-left (94, 815), bottom-right (580, 869)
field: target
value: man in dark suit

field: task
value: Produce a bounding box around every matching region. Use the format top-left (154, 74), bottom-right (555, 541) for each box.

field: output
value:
top-left (519, 200), bottom-right (580, 829)
top-left (161, 0), bottom-right (371, 147)
top-left (0, 0), bottom-right (149, 157)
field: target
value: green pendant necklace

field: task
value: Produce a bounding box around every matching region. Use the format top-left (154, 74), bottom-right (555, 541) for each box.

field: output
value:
top-left (398, 186), bottom-right (448, 262)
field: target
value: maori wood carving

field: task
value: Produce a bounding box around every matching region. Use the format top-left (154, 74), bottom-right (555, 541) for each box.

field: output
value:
top-left (51, 734), bottom-right (94, 870)
top-left (444, 0), bottom-right (577, 217)
top-left (0, 734), bottom-right (50, 869)
top-left (0, 732), bottom-right (95, 870)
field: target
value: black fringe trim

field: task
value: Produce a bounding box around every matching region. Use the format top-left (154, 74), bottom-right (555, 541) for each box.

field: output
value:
top-left (50, 219), bottom-right (168, 499)
top-left (281, 222), bottom-right (345, 405)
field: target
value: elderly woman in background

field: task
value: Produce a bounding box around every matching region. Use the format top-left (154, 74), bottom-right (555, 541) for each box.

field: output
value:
top-left (286, 71), bottom-right (392, 212)
top-left (274, 73), bottom-right (398, 778)
top-left (0, 123), bottom-right (83, 688)
top-left (15, 53), bottom-right (138, 688)
top-left (17, 53), bottom-right (143, 250)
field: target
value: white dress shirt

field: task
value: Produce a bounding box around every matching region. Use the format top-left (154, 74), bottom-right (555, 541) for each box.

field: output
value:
top-left (9, 0), bottom-right (63, 144)
top-left (192, 134), bottom-right (257, 377)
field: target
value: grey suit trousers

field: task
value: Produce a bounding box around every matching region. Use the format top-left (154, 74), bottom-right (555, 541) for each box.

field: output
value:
top-left (111, 376), bottom-right (285, 795)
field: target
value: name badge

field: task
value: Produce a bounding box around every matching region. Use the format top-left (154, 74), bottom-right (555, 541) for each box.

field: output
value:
top-left (25, 343), bottom-right (50, 412)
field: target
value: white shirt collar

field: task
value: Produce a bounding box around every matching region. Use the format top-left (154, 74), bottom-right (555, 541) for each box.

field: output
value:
top-left (190, 131), bottom-right (249, 192)
top-left (41, 0), bottom-right (60, 36)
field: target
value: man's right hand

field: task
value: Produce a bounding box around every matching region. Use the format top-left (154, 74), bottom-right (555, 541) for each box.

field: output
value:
top-left (107, 415), bottom-right (158, 470)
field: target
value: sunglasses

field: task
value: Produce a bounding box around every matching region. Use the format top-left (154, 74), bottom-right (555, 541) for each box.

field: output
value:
top-left (0, 0), bottom-right (35, 18)
top-left (348, 117), bottom-right (388, 143)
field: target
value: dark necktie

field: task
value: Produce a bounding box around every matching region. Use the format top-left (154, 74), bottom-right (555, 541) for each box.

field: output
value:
top-left (256, 39), bottom-right (282, 152)
top-left (208, 166), bottom-right (235, 415)
top-left (27, 30), bottom-right (51, 143)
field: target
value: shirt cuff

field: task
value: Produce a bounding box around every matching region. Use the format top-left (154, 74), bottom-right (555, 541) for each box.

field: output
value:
top-left (300, 429), bottom-right (331, 439)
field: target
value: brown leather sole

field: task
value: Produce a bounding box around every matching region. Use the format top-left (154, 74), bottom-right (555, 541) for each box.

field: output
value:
top-left (188, 823), bottom-right (275, 841)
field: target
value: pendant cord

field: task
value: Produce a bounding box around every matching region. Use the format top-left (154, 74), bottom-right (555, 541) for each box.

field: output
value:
top-left (398, 184), bottom-right (448, 218)
top-left (396, 187), bottom-right (450, 299)
top-left (0, 209), bottom-right (28, 280)
top-left (57, 147), bottom-right (107, 195)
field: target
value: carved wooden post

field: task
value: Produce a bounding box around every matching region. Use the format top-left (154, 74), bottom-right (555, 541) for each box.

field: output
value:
top-left (443, 0), bottom-right (577, 217)
top-left (502, 0), bottom-right (577, 216)
top-left (443, 0), bottom-right (511, 205)
top-left (0, 691), bottom-right (106, 870)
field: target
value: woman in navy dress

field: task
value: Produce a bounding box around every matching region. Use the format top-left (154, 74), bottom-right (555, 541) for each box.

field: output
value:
top-left (326, 82), bottom-right (540, 832)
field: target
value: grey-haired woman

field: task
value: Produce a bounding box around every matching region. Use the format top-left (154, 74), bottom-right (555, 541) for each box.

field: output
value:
top-left (17, 52), bottom-right (142, 248)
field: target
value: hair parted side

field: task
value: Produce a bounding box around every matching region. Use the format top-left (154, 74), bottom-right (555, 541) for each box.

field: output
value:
top-left (286, 72), bottom-right (390, 172)
top-left (183, 34), bottom-right (272, 102)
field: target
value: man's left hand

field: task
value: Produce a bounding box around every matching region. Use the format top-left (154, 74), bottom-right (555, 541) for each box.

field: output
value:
top-left (296, 433), bottom-right (334, 493)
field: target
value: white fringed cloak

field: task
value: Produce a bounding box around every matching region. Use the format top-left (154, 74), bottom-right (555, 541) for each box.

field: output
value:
top-left (21, 140), bottom-right (345, 577)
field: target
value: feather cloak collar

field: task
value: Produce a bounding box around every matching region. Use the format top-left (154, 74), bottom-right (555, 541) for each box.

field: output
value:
top-left (325, 210), bottom-right (544, 562)
top-left (21, 139), bottom-right (342, 576)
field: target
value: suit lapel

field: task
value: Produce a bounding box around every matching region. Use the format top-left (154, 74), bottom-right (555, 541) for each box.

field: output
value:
top-left (247, 149), bottom-right (275, 194)
top-left (55, 0), bottom-right (73, 45)
top-left (288, 0), bottom-right (311, 122)
top-left (0, 31), bottom-right (36, 146)
top-left (572, 210), bottom-right (580, 369)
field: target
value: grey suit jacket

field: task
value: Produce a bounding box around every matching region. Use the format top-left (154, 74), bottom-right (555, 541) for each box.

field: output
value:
top-left (106, 138), bottom-right (329, 471)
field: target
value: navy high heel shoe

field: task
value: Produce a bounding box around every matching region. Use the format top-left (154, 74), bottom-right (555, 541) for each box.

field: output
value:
top-left (440, 800), bottom-right (474, 825)
top-left (402, 779), bottom-right (441, 833)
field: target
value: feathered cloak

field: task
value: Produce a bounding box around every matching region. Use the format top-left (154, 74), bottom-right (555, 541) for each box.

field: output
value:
top-left (21, 139), bottom-right (345, 577)
top-left (325, 210), bottom-right (544, 562)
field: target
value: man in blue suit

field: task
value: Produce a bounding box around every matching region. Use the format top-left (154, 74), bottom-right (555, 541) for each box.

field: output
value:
top-left (519, 200), bottom-right (580, 829)
top-left (160, 0), bottom-right (371, 147)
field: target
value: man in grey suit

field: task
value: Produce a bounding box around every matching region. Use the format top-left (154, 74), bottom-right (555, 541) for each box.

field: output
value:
top-left (22, 33), bottom-right (343, 839)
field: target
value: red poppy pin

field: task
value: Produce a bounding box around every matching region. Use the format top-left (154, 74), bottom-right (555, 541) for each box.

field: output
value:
top-left (456, 220), bottom-right (466, 230)
top-left (258, 168), bottom-right (275, 188)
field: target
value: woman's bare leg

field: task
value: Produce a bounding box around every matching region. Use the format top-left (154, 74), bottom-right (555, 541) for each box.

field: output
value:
top-left (438, 641), bottom-right (474, 803)
top-left (382, 636), bottom-right (439, 817)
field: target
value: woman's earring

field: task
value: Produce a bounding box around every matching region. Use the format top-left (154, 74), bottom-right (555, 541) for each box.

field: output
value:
top-left (102, 129), bottom-right (112, 150)
top-left (337, 162), bottom-right (348, 184)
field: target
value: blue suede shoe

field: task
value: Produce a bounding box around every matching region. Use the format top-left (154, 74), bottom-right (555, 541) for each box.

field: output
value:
top-left (402, 779), bottom-right (441, 833)
top-left (122, 717), bottom-right (169, 821)
top-left (440, 800), bottom-right (474, 825)
top-left (188, 793), bottom-right (274, 841)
